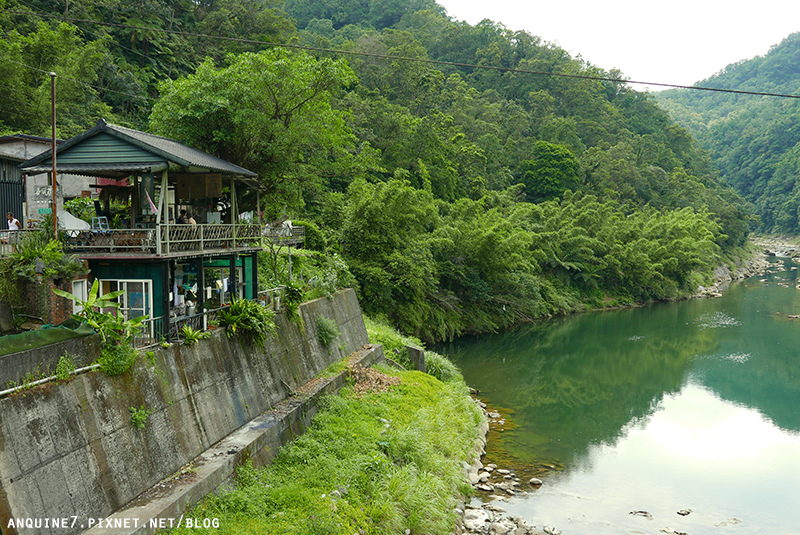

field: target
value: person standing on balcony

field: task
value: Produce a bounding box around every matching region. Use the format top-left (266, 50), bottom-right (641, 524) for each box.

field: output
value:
top-left (6, 212), bottom-right (20, 248)
top-left (6, 212), bottom-right (20, 231)
top-left (177, 209), bottom-right (187, 224)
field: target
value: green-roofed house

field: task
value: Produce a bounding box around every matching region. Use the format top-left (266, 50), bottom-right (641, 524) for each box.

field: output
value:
top-left (19, 119), bottom-right (303, 342)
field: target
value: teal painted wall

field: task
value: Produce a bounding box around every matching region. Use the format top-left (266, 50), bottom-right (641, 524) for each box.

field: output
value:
top-left (89, 261), bottom-right (167, 320)
top-left (58, 133), bottom-right (166, 165)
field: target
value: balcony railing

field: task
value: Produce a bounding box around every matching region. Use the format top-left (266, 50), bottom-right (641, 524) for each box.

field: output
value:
top-left (0, 229), bottom-right (39, 256)
top-left (131, 287), bottom-right (286, 348)
top-left (55, 223), bottom-right (304, 256)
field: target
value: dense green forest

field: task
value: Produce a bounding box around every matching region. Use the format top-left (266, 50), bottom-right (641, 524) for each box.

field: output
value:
top-left (0, 0), bottom-right (753, 342)
top-left (658, 33), bottom-right (800, 235)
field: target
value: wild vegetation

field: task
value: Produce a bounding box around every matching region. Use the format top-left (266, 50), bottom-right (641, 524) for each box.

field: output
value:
top-left (169, 317), bottom-right (482, 535)
top-left (1, 1), bottom-right (754, 342)
top-left (658, 32), bottom-right (800, 235)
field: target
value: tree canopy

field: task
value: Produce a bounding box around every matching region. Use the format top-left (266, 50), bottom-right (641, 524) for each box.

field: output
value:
top-left (658, 32), bottom-right (800, 234)
top-left (0, 0), bottom-right (756, 341)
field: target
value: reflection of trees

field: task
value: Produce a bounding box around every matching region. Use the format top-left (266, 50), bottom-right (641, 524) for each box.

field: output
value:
top-left (438, 301), bottom-right (720, 466)
top-left (692, 268), bottom-right (800, 434)
top-left (698, 352), bottom-right (800, 434)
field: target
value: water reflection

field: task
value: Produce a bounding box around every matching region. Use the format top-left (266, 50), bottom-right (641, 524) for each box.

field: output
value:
top-left (437, 260), bottom-right (800, 534)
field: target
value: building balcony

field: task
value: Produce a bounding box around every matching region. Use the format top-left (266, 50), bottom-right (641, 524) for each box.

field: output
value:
top-left (0, 223), bottom-right (305, 259)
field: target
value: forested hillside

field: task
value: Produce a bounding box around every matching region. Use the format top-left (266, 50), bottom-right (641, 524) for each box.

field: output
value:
top-left (0, 0), bottom-right (752, 341)
top-left (658, 33), bottom-right (800, 234)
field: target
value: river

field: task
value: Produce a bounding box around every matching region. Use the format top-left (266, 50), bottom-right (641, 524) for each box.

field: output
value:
top-left (437, 259), bottom-right (800, 535)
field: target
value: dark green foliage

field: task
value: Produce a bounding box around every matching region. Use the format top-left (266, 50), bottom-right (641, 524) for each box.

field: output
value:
top-left (342, 183), bottom-right (725, 343)
top-left (2, 0), bottom-right (753, 345)
top-left (218, 298), bottom-right (277, 349)
top-left (98, 342), bottom-right (138, 376)
top-left (658, 32), bottom-right (800, 233)
top-left (8, 231), bottom-right (86, 283)
top-left (291, 219), bottom-right (326, 251)
top-left (518, 141), bottom-right (580, 201)
top-left (315, 315), bottom-right (340, 348)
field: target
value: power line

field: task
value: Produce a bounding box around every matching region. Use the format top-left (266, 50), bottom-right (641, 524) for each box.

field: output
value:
top-left (0, 55), bottom-right (157, 101)
top-left (4, 8), bottom-right (800, 100)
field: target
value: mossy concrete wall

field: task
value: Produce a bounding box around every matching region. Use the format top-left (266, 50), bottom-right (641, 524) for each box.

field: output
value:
top-left (0, 334), bottom-right (101, 388)
top-left (0, 289), bottom-right (369, 535)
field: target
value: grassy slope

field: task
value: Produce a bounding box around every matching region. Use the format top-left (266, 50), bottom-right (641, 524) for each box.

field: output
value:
top-left (170, 319), bottom-right (482, 535)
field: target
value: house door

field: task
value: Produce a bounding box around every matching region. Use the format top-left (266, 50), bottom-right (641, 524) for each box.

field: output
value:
top-left (0, 161), bottom-right (24, 224)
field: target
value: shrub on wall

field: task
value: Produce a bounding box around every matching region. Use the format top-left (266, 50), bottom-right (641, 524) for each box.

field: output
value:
top-left (218, 298), bottom-right (277, 349)
top-left (316, 315), bottom-right (340, 349)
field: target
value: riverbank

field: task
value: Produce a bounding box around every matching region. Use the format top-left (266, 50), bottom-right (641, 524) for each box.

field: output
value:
top-left (456, 238), bottom-right (786, 535)
top-left (460, 398), bottom-right (550, 535)
top-left (694, 240), bottom-right (773, 298)
top-left (166, 364), bottom-right (485, 535)
top-left (154, 318), bottom-right (486, 535)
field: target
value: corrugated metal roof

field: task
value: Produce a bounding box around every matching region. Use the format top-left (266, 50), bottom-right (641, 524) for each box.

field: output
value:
top-left (21, 162), bottom-right (168, 177)
top-left (19, 119), bottom-right (261, 188)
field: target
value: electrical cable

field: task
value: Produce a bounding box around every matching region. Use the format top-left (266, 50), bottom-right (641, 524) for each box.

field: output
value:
top-left (2, 8), bottom-right (800, 99)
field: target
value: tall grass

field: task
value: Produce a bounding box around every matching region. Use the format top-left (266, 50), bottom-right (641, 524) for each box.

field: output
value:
top-left (170, 369), bottom-right (482, 535)
top-left (365, 315), bottom-right (463, 383)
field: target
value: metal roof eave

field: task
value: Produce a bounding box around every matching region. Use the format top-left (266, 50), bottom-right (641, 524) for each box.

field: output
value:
top-left (21, 162), bottom-right (170, 178)
top-left (19, 119), bottom-right (263, 188)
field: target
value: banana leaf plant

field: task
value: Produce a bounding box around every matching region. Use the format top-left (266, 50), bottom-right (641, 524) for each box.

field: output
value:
top-left (53, 280), bottom-right (147, 343)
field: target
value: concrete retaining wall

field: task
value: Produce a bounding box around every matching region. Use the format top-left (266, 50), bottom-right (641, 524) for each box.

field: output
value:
top-left (0, 289), bottom-right (369, 535)
top-left (0, 334), bottom-right (101, 388)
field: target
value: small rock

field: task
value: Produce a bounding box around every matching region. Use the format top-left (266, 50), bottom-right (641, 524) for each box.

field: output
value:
top-left (497, 469), bottom-right (511, 475)
top-left (463, 508), bottom-right (492, 531)
top-left (543, 526), bottom-right (561, 535)
top-left (478, 472), bottom-right (491, 483)
top-left (488, 519), bottom-right (515, 535)
top-left (676, 509), bottom-right (692, 516)
top-left (528, 477), bottom-right (543, 487)
top-left (476, 483), bottom-right (494, 492)
top-left (630, 510), bottom-right (653, 520)
top-left (483, 503), bottom-right (506, 513)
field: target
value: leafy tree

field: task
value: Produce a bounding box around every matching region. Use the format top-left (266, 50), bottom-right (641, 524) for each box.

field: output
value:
top-left (150, 48), bottom-right (382, 210)
top-left (518, 141), bottom-right (579, 201)
top-left (0, 21), bottom-right (114, 136)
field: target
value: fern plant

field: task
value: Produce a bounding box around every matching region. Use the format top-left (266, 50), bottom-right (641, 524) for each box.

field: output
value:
top-left (316, 315), bottom-right (340, 349)
top-left (218, 298), bottom-right (277, 349)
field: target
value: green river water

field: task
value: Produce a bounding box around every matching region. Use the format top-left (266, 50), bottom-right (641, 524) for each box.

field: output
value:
top-left (436, 260), bottom-right (800, 535)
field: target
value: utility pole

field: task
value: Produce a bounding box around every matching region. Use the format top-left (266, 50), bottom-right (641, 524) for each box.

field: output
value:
top-left (50, 72), bottom-right (57, 238)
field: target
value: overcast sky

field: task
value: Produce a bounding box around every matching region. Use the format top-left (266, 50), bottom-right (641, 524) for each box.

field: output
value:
top-left (435, 0), bottom-right (800, 91)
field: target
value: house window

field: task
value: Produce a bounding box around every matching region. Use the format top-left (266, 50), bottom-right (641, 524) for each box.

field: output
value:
top-left (100, 279), bottom-right (154, 335)
top-left (71, 279), bottom-right (88, 314)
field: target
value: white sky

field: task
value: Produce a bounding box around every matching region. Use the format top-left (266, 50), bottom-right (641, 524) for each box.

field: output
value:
top-left (435, 0), bottom-right (800, 91)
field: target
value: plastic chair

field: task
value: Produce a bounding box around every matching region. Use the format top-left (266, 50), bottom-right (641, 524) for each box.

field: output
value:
top-left (92, 216), bottom-right (109, 230)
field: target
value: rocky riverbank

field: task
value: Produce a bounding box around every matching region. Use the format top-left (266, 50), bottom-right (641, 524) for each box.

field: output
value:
top-left (694, 240), bottom-right (775, 298)
top-left (458, 397), bottom-right (552, 535)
